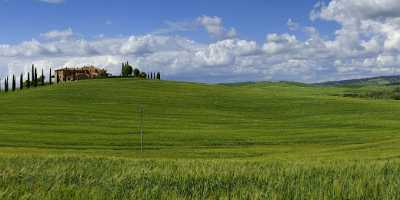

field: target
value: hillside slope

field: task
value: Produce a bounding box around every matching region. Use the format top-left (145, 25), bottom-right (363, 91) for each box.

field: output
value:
top-left (317, 75), bottom-right (400, 87)
top-left (1, 79), bottom-right (400, 160)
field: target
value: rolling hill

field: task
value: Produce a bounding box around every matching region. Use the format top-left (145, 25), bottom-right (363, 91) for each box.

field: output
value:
top-left (316, 75), bottom-right (400, 87)
top-left (1, 78), bottom-right (400, 160)
top-left (2, 78), bottom-right (400, 199)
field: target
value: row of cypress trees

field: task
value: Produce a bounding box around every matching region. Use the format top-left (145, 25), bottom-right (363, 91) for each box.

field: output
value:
top-left (121, 61), bottom-right (161, 80)
top-left (1, 64), bottom-right (53, 93)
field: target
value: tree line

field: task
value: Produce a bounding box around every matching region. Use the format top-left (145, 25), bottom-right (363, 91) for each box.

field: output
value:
top-left (121, 62), bottom-right (160, 80)
top-left (1, 64), bottom-right (53, 93)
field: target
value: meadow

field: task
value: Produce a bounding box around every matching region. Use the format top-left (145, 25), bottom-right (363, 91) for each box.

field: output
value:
top-left (1, 78), bottom-right (400, 199)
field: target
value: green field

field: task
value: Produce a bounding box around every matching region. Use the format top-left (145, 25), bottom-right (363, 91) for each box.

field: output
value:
top-left (1, 78), bottom-right (400, 199)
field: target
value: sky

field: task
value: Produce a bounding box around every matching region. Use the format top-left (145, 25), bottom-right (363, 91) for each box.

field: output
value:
top-left (0, 0), bottom-right (400, 83)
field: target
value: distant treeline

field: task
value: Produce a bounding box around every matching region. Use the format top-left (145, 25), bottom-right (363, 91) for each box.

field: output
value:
top-left (121, 61), bottom-right (160, 80)
top-left (342, 87), bottom-right (400, 100)
top-left (0, 64), bottom-right (51, 93)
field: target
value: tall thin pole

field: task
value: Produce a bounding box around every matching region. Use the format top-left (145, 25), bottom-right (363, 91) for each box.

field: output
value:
top-left (139, 106), bottom-right (144, 152)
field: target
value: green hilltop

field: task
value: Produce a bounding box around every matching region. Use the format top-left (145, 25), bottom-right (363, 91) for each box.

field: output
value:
top-left (1, 78), bottom-right (400, 160)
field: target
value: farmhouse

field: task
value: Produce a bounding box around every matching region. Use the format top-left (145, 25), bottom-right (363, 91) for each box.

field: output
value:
top-left (55, 66), bottom-right (107, 81)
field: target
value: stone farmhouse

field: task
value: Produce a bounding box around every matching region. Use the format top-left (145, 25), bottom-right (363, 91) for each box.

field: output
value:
top-left (55, 66), bottom-right (108, 81)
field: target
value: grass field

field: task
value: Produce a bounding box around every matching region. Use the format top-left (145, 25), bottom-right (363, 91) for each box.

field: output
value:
top-left (1, 78), bottom-right (400, 199)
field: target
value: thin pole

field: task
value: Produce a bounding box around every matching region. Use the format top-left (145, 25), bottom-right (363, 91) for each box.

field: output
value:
top-left (139, 106), bottom-right (144, 152)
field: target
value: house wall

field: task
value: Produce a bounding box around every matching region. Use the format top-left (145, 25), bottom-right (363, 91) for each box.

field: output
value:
top-left (56, 67), bottom-right (107, 82)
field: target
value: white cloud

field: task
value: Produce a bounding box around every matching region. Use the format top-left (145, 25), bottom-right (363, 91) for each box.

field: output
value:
top-left (41, 28), bottom-right (74, 40)
top-left (304, 0), bottom-right (400, 79)
top-left (154, 16), bottom-right (237, 40)
top-left (287, 19), bottom-right (299, 31)
top-left (313, 0), bottom-right (400, 23)
top-left (196, 16), bottom-right (237, 39)
top-left (263, 34), bottom-right (299, 54)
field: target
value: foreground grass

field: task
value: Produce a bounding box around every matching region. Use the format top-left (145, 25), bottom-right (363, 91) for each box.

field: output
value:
top-left (1, 154), bottom-right (400, 200)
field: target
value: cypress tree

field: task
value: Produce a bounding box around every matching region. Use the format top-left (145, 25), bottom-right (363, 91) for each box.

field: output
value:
top-left (27, 72), bottom-right (30, 88)
top-left (34, 68), bottom-right (38, 87)
top-left (121, 62), bottom-right (125, 77)
top-left (49, 68), bottom-right (52, 85)
top-left (41, 69), bottom-right (44, 86)
top-left (31, 65), bottom-right (35, 83)
top-left (4, 77), bottom-right (8, 92)
top-left (12, 75), bottom-right (15, 91)
top-left (56, 71), bottom-right (60, 84)
top-left (20, 74), bottom-right (23, 90)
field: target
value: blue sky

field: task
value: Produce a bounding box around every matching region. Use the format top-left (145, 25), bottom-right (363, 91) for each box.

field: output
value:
top-left (0, 0), bottom-right (330, 43)
top-left (0, 0), bottom-right (400, 83)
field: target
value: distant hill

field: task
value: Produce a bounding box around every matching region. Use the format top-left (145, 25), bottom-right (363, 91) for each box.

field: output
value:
top-left (316, 75), bottom-right (400, 87)
top-left (220, 81), bottom-right (310, 87)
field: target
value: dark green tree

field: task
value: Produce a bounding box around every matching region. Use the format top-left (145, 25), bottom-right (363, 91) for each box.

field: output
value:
top-left (133, 68), bottom-right (140, 77)
top-left (156, 72), bottom-right (161, 80)
top-left (56, 71), bottom-right (60, 84)
top-left (121, 62), bottom-right (133, 77)
top-left (31, 65), bottom-right (35, 83)
top-left (121, 62), bottom-right (125, 77)
top-left (26, 72), bottom-right (31, 88)
top-left (20, 74), bottom-right (23, 90)
top-left (49, 68), bottom-right (52, 85)
top-left (41, 69), bottom-right (44, 86)
top-left (139, 72), bottom-right (147, 79)
top-left (12, 75), bottom-right (15, 91)
top-left (34, 68), bottom-right (38, 87)
top-left (4, 77), bottom-right (8, 92)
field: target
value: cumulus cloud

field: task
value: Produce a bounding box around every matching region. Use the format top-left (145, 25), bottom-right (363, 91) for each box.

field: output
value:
top-left (312, 0), bottom-right (400, 22)
top-left (0, 30), bottom-right (335, 83)
top-left (307, 0), bottom-right (400, 78)
top-left (196, 16), bottom-right (237, 39)
top-left (0, 33), bottom-right (278, 83)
